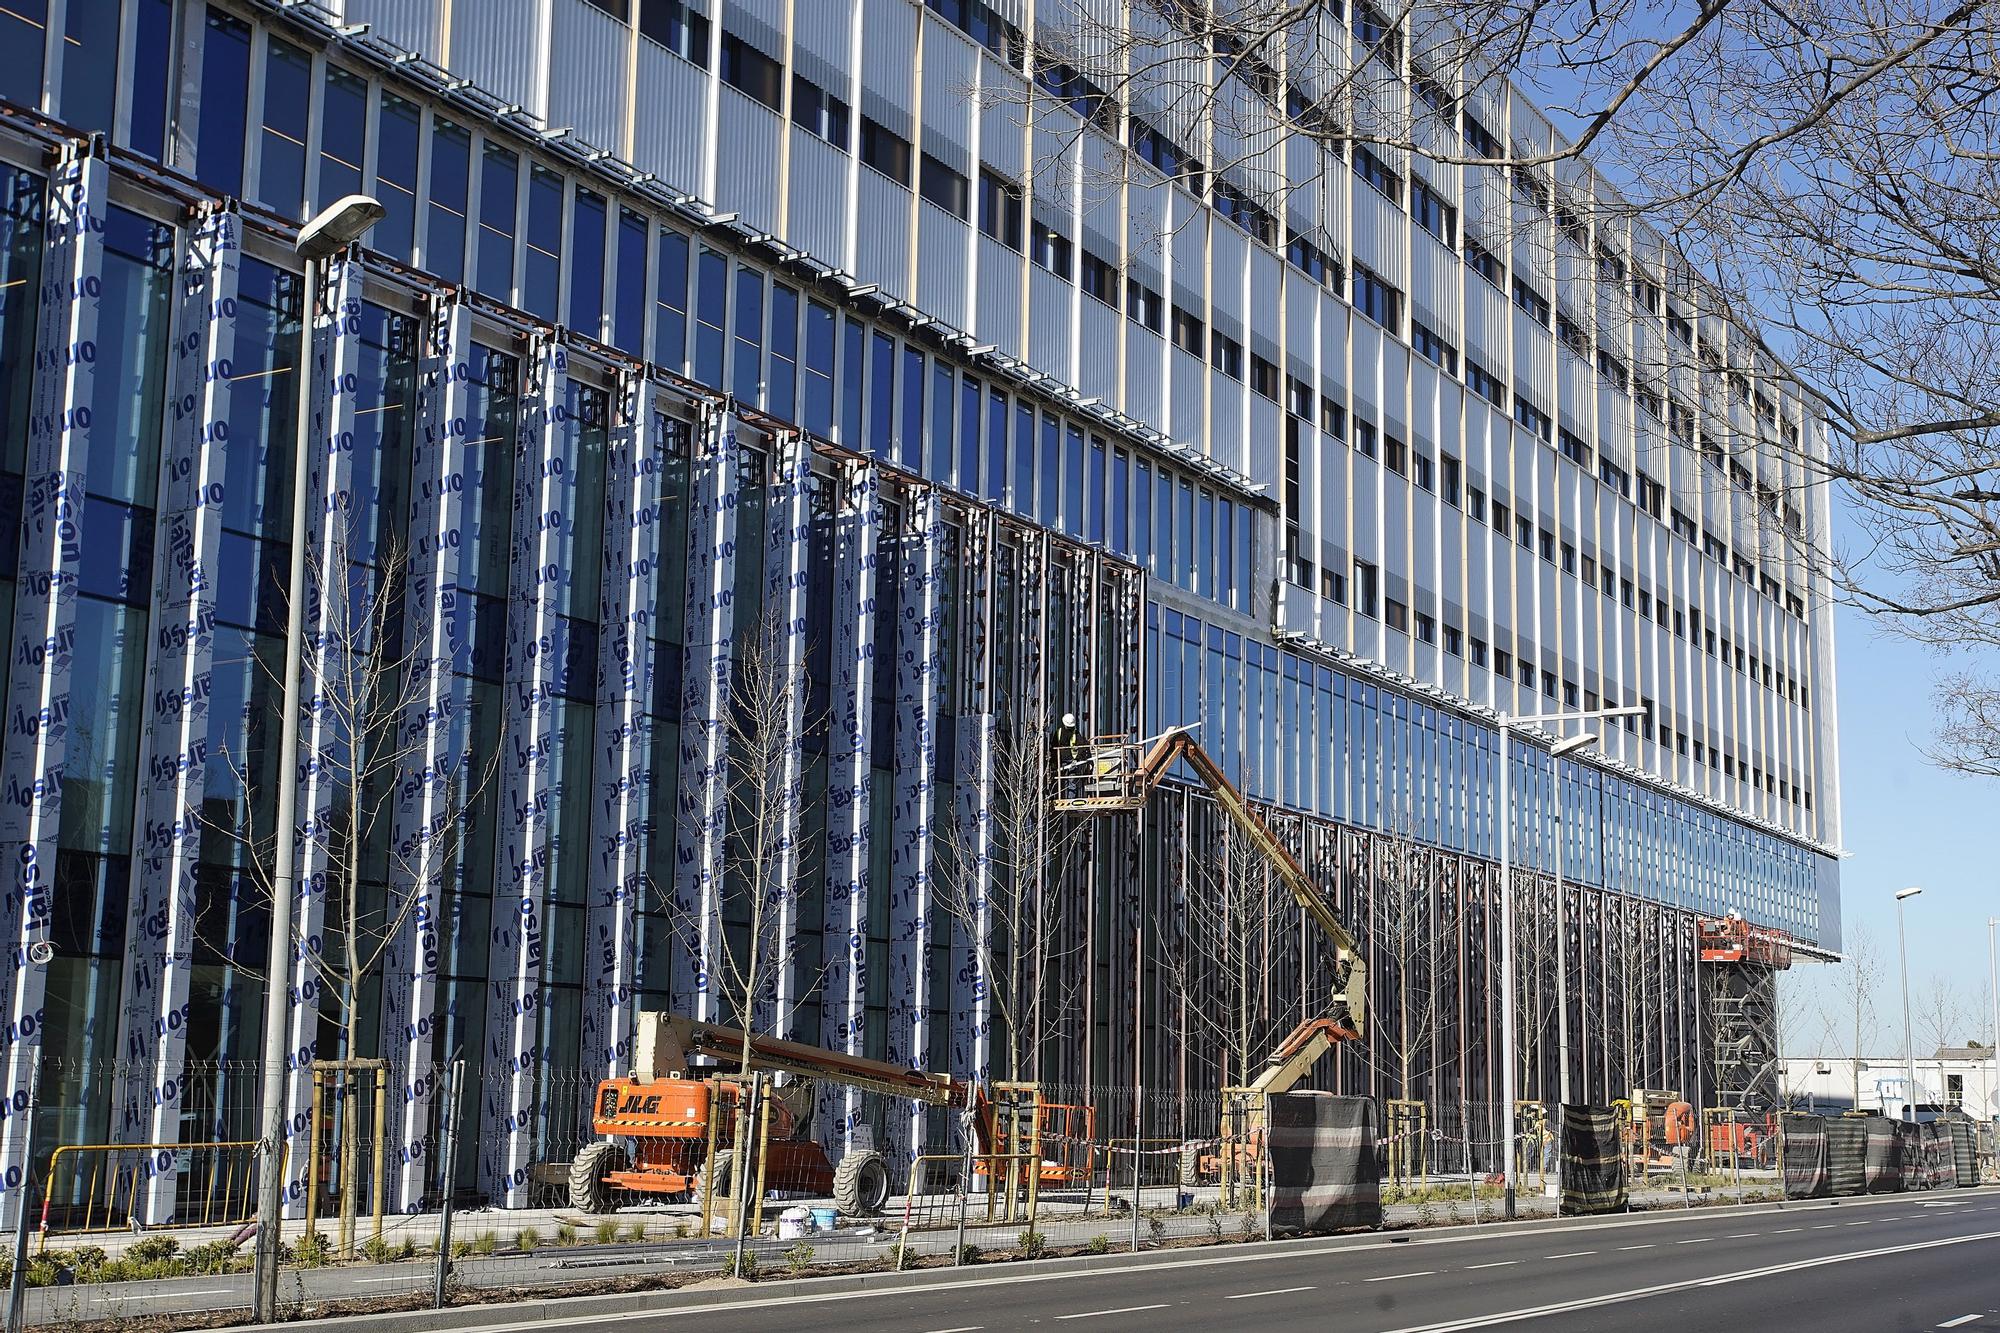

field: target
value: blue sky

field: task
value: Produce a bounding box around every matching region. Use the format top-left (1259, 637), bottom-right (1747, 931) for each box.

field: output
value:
top-left (1790, 500), bottom-right (2000, 1054)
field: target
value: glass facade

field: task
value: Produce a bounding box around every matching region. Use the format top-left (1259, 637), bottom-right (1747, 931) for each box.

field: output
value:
top-left (0, 0), bottom-right (1838, 1224)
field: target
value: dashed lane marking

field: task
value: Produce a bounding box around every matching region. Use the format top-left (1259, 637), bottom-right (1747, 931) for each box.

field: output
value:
top-left (1365, 1272), bottom-right (1438, 1282)
top-left (1544, 1251), bottom-right (1596, 1259)
top-left (1226, 1286), bottom-right (1317, 1300)
top-left (1054, 1305), bottom-right (1169, 1321)
top-left (1938, 1316), bottom-right (1983, 1328)
top-left (1463, 1261), bottom-right (1520, 1270)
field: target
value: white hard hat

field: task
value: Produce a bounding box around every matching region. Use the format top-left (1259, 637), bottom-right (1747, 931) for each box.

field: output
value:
top-left (1061, 712), bottom-right (1077, 727)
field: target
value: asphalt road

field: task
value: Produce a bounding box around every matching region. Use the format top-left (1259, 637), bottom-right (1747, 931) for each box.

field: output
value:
top-left (24, 1187), bottom-right (2000, 1328)
top-left (541, 1189), bottom-right (2000, 1333)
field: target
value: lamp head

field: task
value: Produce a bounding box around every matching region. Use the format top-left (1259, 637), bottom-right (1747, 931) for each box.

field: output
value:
top-left (1552, 732), bottom-right (1599, 757)
top-left (1895, 886), bottom-right (1923, 901)
top-left (297, 194), bottom-right (385, 261)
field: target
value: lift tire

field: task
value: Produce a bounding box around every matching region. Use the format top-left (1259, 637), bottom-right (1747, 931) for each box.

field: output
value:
top-left (692, 1151), bottom-right (735, 1207)
top-left (833, 1150), bottom-right (891, 1216)
top-left (1179, 1143), bottom-right (1201, 1187)
top-left (569, 1141), bottom-right (628, 1213)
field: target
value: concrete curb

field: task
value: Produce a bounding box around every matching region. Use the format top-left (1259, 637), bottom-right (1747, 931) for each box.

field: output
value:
top-left (230, 1184), bottom-right (2000, 1333)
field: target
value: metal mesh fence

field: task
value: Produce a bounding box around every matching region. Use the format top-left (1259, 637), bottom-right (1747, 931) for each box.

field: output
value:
top-left (5, 1064), bottom-right (1808, 1326)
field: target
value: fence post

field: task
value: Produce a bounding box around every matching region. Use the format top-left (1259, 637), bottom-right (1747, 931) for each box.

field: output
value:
top-left (1463, 1099), bottom-right (1479, 1224)
top-left (6, 1062), bottom-right (40, 1333)
top-left (730, 1075), bottom-right (761, 1276)
top-left (432, 1060), bottom-right (465, 1311)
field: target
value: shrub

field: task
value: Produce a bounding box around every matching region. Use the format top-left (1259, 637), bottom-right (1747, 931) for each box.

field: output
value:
top-left (720, 1249), bottom-right (759, 1279)
top-left (127, 1235), bottom-right (180, 1263)
top-left (594, 1220), bottom-right (621, 1245)
top-left (287, 1231), bottom-right (332, 1268)
top-left (1086, 1234), bottom-right (1110, 1254)
top-left (554, 1223), bottom-right (578, 1246)
top-left (184, 1240), bottom-right (242, 1274)
top-left (515, 1227), bottom-right (541, 1252)
top-left (471, 1231), bottom-right (498, 1256)
top-left (1146, 1211), bottom-right (1166, 1244)
top-left (783, 1241), bottom-right (815, 1274)
top-left (624, 1221), bottom-right (649, 1242)
top-left (956, 1242), bottom-right (980, 1264)
top-left (1017, 1229), bottom-right (1047, 1259)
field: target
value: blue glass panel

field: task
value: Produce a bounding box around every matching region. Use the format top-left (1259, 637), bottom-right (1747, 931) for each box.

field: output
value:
top-left (569, 189), bottom-right (608, 337)
top-left (613, 207), bottom-right (649, 355)
top-left (256, 39), bottom-right (313, 217)
top-left (376, 93), bottom-right (422, 262)
top-left (196, 11), bottom-right (252, 197)
top-left (732, 264), bottom-right (764, 403)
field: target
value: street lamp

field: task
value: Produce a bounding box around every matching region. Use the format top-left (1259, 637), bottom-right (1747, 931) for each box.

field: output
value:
top-left (1498, 705), bottom-right (1643, 1220)
top-left (1549, 731), bottom-right (1600, 1115)
top-left (253, 194), bottom-right (383, 1323)
top-left (1987, 917), bottom-right (1998, 1122)
top-left (1894, 887), bottom-right (1922, 1123)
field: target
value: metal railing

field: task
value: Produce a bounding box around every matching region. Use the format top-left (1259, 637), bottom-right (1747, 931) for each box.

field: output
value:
top-left (37, 1141), bottom-right (261, 1248)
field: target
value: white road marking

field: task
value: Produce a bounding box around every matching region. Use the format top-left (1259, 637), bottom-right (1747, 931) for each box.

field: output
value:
top-left (1725, 1233), bottom-right (1760, 1239)
top-left (1938, 1316), bottom-right (1983, 1328)
top-left (1773, 1228), bottom-right (1803, 1233)
top-left (924, 1326), bottom-right (985, 1332)
top-left (1378, 1228), bottom-right (2000, 1333)
top-left (356, 1277), bottom-right (417, 1285)
top-left (1055, 1305), bottom-right (1168, 1320)
top-left (1846, 1220), bottom-right (1873, 1226)
top-left (162, 1289), bottom-right (235, 1297)
top-left (1545, 1251), bottom-right (1596, 1259)
top-left (1812, 1224), bottom-right (1838, 1229)
top-left (1463, 1261), bottom-right (1520, 1270)
top-left (1675, 1238), bottom-right (1711, 1245)
top-left (1617, 1244), bottom-right (1656, 1251)
top-left (1365, 1271), bottom-right (1438, 1282)
top-left (1226, 1286), bottom-right (1316, 1300)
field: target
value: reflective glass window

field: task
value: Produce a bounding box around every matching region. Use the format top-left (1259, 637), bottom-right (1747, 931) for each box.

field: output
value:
top-left (929, 360), bottom-right (953, 481)
top-left (477, 141), bottom-right (519, 301)
top-left (732, 264), bottom-right (764, 403)
top-left (375, 93), bottom-right (421, 262)
top-left (256, 39), bottom-right (313, 216)
top-left (901, 344), bottom-right (924, 470)
top-left (654, 227), bottom-right (689, 370)
top-left (0, 167), bottom-right (44, 475)
top-left (318, 66), bottom-right (369, 205)
top-left (957, 373), bottom-right (980, 496)
top-left (127, 0), bottom-right (175, 160)
top-left (768, 283), bottom-right (798, 420)
top-left (60, 0), bottom-right (118, 134)
top-left (569, 187), bottom-right (607, 337)
top-left (220, 257), bottom-right (303, 542)
top-left (984, 385), bottom-right (1006, 504)
top-left (85, 208), bottom-right (175, 508)
top-left (868, 331), bottom-right (894, 458)
top-left (523, 165), bottom-right (564, 320)
top-left (613, 207), bottom-right (649, 356)
top-left (0, 0), bottom-right (43, 107)
top-left (459, 346), bottom-right (520, 596)
top-left (803, 299), bottom-right (835, 435)
top-left (196, 10), bottom-right (252, 197)
top-left (426, 118), bottom-right (470, 283)
top-left (840, 316), bottom-right (864, 447)
top-left (694, 246), bottom-right (727, 387)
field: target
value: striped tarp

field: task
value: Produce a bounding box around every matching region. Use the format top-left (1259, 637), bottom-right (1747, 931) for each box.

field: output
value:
top-left (1825, 1116), bottom-right (1867, 1196)
top-left (1779, 1113), bottom-right (1829, 1199)
top-left (1266, 1092), bottom-right (1381, 1234)
top-left (1558, 1104), bottom-right (1627, 1216)
top-left (1919, 1122), bottom-right (1957, 1189)
top-left (1949, 1120), bottom-right (1977, 1187)
top-left (1863, 1116), bottom-right (1904, 1193)
top-left (1897, 1121), bottom-right (1925, 1191)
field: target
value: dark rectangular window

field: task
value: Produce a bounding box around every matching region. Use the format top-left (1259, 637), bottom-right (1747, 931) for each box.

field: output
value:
top-left (1461, 112), bottom-right (1501, 158)
top-left (654, 228), bottom-right (690, 369)
top-left (769, 283), bottom-right (799, 421)
top-left (792, 74), bottom-right (850, 148)
top-left (869, 330), bottom-right (896, 458)
top-left (1513, 392), bottom-right (1552, 442)
top-left (1171, 305), bottom-right (1204, 356)
top-left (318, 66), bottom-right (368, 206)
top-left (695, 246), bottom-right (728, 387)
top-left (477, 142), bottom-right (519, 301)
top-left (958, 373), bottom-right (982, 495)
top-left (1131, 119), bottom-right (1205, 193)
top-left (1351, 146), bottom-right (1403, 206)
top-left (919, 153), bottom-right (970, 218)
top-left (1031, 221), bottom-right (1073, 279)
top-left (804, 299), bottom-right (836, 435)
top-left (986, 386), bottom-right (1008, 504)
top-left (1250, 354), bottom-right (1279, 400)
top-left (1355, 561), bottom-right (1378, 616)
top-left (613, 207), bottom-right (649, 355)
top-left (127, 0), bottom-right (176, 161)
top-left (842, 317), bottom-right (865, 447)
top-left (1014, 401), bottom-right (1035, 515)
top-left (1512, 277), bottom-right (1551, 326)
top-left (1211, 331), bottom-right (1242, 380)
top-left (425, 118), bottom-right (471, 284)
top-left (256, 39), bottom-right (312, 216)
top-left (1412, 320), bottom-right (1457, 374)
top-left (1082, 251), bottom-right (1118, 306)
top-left (1352, 264), bottom-right (1402, 331)
top-left (1212, 178), bottom-right (1275, 244)
top-left (570, 188), bottom-right (608, 337)
top-left (375, 93), bottom-right (421, 262)
top-left (1463, 234), bottom-right (1503, 288)
top-left (1126, 278), bottom-right (1164, 332)
top-left (927, 0), bottom-right (1025, 68)
top-left (640, 0), bottom-right (711, 64)
top-left (979, 169), bottom-right (1024, 249)
top-left (1039, 413), bottom-right (1061, 525)
top-left (1412, 175), bottom-right (1456, 245)
top-left (523, 165), bottom-right (564, 321)
top-left (1286, 229), bottom-right (1340, 287)
top-left (720, 32), bottom-right (783, 110)
top-left (1351, 0), bottom-right (1403, 63)
top-left (860, 117), bottom-right (913, 185)
top-left (733, 265), bottom-right (764, 403)
top-left (930, 359), bottom-right (953, 479)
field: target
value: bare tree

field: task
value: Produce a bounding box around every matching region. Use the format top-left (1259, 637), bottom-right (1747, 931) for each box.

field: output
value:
top-left (1826, 928), bottom-right (1884, 1108)
top-left (1159, 803), bottom-right (1296, 1095)
top-left (1914, 974), bottom-right (1969, 1060)
top-left (935, 700), bottom-right (1092, 1085)
top-left (207, 528), bottom-right (494, 1058)
top-left (1367, 817), bottom-right (1457, 1105)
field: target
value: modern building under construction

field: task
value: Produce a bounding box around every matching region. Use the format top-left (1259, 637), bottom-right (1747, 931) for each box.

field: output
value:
top-left (0, 0), bottom-right (1839, 1219)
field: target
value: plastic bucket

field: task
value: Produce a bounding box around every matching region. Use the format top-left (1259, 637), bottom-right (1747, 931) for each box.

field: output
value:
top-left (811, 1206), bottom-right (838, 1232)
top-left (778, 1206), bottom-right (811, 1240)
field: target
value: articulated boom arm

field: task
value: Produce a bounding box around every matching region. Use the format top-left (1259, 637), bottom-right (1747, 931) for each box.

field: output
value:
top-left (1132, 731), bottom-right (1359, 962)
top-left (637, 1012), bottom-right (968, 1107)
